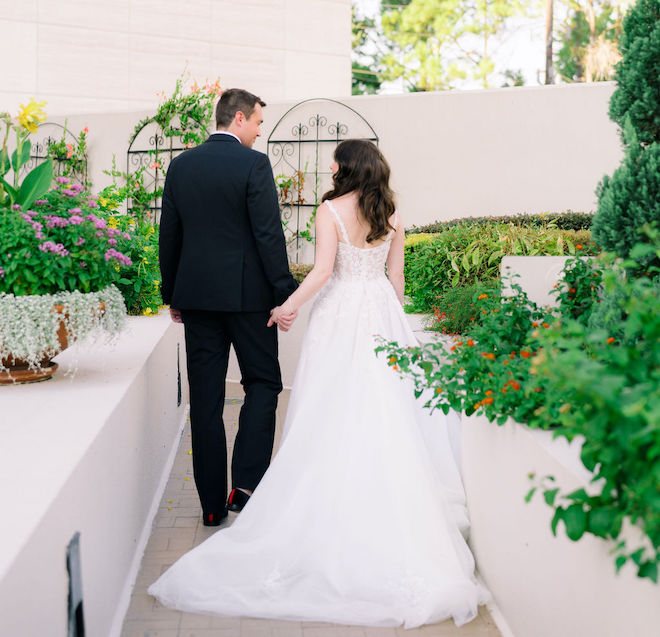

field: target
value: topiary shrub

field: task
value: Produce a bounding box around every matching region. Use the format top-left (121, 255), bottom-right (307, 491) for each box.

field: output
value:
top-left (608, 0), bottom-right (660, 146)
top-left (593, 123), bottom-right (660, 265)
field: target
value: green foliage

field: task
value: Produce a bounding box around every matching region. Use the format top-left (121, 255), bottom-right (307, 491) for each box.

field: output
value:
top-left (0, 179), bottom-right (135, 296)
top-left (554, 255), bottom-right (603, 326)
top-left (407, 210), bottom-right (594, 234)
top-left (379, 0), bottom-right (527, 91)
top-left (352, 4), bottom-right (382, 95)
top-left (592, 124), bottom-right (660, 264)
top-left (377, 238), bottom-right (660, 582)
top-left (103, 161), bottom-right (163, 224)
top-left (556, 2), bottom-right (625, 83)
top-left (46, 123), bottom-right (90, 188)
top-left (429, 280), bottom-right (500, 335)
top-left (130, 72), bottom-right (221, 148)
top-left (608, 0), bottom-right (660, 145)
top-left (404, 224), bottom-right (597, 312)
top-left (95, 212), bottom-right (163, 317)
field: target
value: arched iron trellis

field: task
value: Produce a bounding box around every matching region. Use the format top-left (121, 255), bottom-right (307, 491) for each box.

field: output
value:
top-left (267, 98), bottom-right (378, 264)
top-left (24, 122), bottom-right (88, 187)
top-left (126, 119), bottom-right (187, 225)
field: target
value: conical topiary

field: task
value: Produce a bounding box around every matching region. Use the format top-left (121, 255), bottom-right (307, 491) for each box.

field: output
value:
top-left (593, 0), bottom-right (660, 262)
top-left (608, 0), bottom-right (660, 145)
top-left (593, 121), bottom-right (660, 265)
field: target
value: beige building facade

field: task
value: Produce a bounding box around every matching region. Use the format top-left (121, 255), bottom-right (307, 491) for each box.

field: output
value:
top-left (0, 0), bottom-right (351, 116)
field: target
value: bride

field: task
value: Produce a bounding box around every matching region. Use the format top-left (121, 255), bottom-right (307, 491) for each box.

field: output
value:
top-left (149, 139), bottom-right (488, 628)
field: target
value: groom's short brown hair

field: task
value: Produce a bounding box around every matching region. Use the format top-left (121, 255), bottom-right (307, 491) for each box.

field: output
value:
top-left (216, 89), bottom-right (266, 128)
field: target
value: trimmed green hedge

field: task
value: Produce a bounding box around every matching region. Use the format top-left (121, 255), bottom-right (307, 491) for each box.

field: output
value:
top-left (407, 210), bottom-right (593, 235)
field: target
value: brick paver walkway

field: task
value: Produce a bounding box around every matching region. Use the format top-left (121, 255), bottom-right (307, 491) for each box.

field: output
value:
top-left (122, 385), bottom-right (501, 637)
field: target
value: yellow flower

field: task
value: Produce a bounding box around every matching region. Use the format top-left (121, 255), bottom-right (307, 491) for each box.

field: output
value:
top-left (108, 216), bottom-right (119, 228)
top-left (18, 98), bottom-right (48, 133)
top-left (143, 307), bottom-right (153, 315)
top-left (99, 197), bottom-right (109, 207)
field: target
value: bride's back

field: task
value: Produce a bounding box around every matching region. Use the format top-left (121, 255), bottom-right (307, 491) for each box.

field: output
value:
top-left (326, 192), bottom-right (395, 250)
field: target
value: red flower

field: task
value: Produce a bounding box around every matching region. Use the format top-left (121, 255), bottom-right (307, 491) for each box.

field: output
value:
top-left (481, 352), bottom-right (495, 360)
top-left (520, 350), bottom-right (532, 358)
top-left (467, 339), bottom-right (475, 347)
top-left (606, 337), bottom-right (615, 344)
top-left (568, 288), bottom-right (576, 294)
top-left (509, 380), bottom-right (521, 391)
top-left (576, 244), bottom-right (583, 250)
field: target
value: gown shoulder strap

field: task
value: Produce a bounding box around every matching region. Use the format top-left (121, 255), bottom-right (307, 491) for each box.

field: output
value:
top-left (325, 200), bottom-right (351, 246)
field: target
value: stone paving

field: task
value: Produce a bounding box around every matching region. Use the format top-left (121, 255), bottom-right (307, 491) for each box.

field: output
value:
top-left (122, 384), bottom-right (501, 637)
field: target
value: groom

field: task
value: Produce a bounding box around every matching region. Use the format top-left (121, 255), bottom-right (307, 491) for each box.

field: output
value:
top-left (159, 88), bottom-right (298, 526)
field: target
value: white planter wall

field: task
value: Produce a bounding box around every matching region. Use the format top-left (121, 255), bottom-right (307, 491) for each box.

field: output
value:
top-left (0, 313), bottom-right (188, 637)
top-left (462, 413), bottom-right (660, 637)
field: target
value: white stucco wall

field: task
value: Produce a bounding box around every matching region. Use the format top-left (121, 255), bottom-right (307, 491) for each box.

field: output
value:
top-left (0, 0), bottom-right (351, 116)
top-left (42, 83), bottom-right (622, 232)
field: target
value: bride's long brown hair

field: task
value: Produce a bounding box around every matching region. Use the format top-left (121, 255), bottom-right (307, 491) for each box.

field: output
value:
top-left (322, 139), bottom-right (396, 243)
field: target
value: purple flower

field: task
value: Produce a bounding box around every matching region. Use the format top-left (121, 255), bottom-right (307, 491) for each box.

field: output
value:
top-left (87, 200), bottom-right (98, 208)
top-left (104, 248), bottom-right (132, 266)
top-left (61, 188), bottom-right (77, 197)
top-left (94, 219), bottom-right (107, 230)
top-left (33, 199), bottom-right (48, 206)
top-left (44, 215), bottom-right (69, 229)
top-left (55, 176), bottom-right (71, 185)
top-left (11, 204), bottom-right (21, 211)
top-left (31, 221), bottom-right (43, 231)
top-left (38, 241), bottom-right (69, 257)
top-left (0, 267), bottom-right (4, 278)
top-left (107, 228), bottom-right (120, 237)
top-left (75, 237), bottom-right (85, 246)
top-left (69, 215), bottom-right (83, 225)
top-left (122, 232), bottom-right (131, 240)
top-left (21, 213), bottom-right (32, 222)
top-left (96, 231), bottom-right (104, 237)
top-left (68, 207), bottom-right (82, 214)
top-left (35, 231), bottom-right (44, 239)
top-left (107, 238), bottom-right (117, 246)
top-left (79, 262), bottom-right (87, 268)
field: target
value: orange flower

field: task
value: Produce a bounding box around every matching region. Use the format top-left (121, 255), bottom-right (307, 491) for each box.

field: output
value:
top-left (501, 387), bottom-right (508, 393)
top-left (389, 356), bottom-right (397, 364)
top-left (450, 345), bottom-right (456, 351)
top-left (485, 390), bottom-right (493, 396)
top-left (606, 337), bottom-right (615, 344)
top-left (456, 341), bottom-right (463, 346)
top-left (481, 397), bottom-right (494, 405)
top-left (520, 350), bottom-right (532, 358)
top-left (393, 364), bottom-right (399, 371)
top-left (470, 317), bottom-right (475, 322)
top-left (478, 294), bottom-right (488, 300)
top-left (481, 352), bottom-right (495, 360)
top-left (533, 387), bottom-right (543, 392)
top-left (532, 322), bottom-right (539, 327)
top-left (542, 323), bottom-right (550, 328)
top-left (83, 126), bottom-right (89, 133)
top-left (576, 244), bottom-right (583, 250)
top-left (467, 339), bottom-right (475, 347)
top-left (435, 387), bottom-right (443, 394)
top-left (503, 359), bottom-right (509, 365)
top-left (509, 380), bottom-right (521, 391)
top-left (493, 309), bottom-right (500, 313)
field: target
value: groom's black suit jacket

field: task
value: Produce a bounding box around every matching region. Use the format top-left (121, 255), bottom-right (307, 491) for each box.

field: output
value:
top-left (159, 134), bottom-right (297, 311)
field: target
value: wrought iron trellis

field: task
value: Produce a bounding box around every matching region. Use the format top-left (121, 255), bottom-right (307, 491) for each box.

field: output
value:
top-left (22, 122), bottom-right (88, 187)
top-left (126, 120), bottom-right (186, 225)
top-left (267, 98), bottom-right (379, 264)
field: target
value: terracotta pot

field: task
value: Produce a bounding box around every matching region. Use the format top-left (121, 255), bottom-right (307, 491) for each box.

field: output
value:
top-left (0, 302), bottom-right (104, 385)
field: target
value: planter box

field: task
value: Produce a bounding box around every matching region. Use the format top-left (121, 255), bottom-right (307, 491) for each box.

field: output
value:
top-left (462, 413), bottom-right (660, 637)
top-left (0, 312), bottom-right (188, 637)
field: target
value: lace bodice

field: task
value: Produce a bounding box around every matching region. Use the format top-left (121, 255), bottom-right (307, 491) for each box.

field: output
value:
top-left (326, 200), bottom-right (396, 282)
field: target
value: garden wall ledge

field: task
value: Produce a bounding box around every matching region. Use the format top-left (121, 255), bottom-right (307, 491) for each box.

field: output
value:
top-left (0, 312), bottom-right (188, 637)
top-left (462, 413), bottom-right (660, 637)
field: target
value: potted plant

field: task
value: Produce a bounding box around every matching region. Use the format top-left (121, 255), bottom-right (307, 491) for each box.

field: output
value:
top-left (0, 102), bottom-right (129, 384)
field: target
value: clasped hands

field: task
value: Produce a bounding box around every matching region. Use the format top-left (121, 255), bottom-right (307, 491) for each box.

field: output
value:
top-left (267, 305), bottom-right (297, 332)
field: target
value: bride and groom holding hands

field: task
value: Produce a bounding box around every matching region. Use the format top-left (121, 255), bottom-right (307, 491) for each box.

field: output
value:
top-left (152, 88), bottom-right (488, 628)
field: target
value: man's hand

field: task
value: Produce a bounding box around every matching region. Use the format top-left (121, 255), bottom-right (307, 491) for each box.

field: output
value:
top-left (267, 306), bottom-right (298, 331)
top-left (169, 308), bottom-right (183, 324)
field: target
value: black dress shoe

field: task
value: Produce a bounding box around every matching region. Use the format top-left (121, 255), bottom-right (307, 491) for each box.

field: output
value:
top-left (203, 509), bottom-right (228, 526)
top-left (227, 488), bottom-right (250, 512)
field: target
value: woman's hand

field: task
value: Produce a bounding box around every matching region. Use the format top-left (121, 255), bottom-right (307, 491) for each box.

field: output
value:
top-left (267, 305), bottom-right (298, 331)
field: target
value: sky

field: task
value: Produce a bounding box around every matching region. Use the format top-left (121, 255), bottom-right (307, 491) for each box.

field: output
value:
top-left (354, 0), bottom-right (563, 92)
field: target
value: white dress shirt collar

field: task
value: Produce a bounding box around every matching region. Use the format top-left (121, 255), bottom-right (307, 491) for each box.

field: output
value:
top-left (212, 130), bottom-right (241, 143)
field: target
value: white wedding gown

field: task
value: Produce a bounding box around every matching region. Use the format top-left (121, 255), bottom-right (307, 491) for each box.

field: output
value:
top-left (148, 202), bottom-right (488, 628)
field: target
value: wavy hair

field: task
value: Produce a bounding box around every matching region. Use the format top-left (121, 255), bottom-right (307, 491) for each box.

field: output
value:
top-left (322, 139), bottom-right (396, 243)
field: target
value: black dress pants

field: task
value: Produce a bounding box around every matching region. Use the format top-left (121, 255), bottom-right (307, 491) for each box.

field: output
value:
top-left (181, 309), bottom-right (282, 515)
